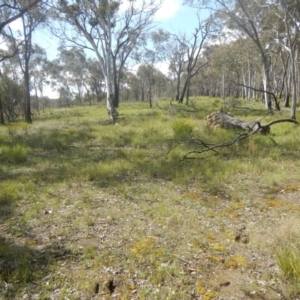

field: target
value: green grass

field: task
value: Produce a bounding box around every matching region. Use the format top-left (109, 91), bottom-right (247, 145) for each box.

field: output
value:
top-left (1, 98), bottom-right (300, 299)
top-left (172, 119), bottom-right (195, 139)
top-left (1, 144), bottom-right (29, 164)
top-left (274, 219), bottom-right (300, 297)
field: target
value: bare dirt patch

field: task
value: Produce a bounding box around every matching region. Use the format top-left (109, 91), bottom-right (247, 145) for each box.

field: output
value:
top-left (1, 177), bottom-right (300, 299)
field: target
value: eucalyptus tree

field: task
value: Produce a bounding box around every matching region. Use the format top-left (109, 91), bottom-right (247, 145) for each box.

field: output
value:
top-left (211, 39), bottom-right (262, 100)
top-left (134, 49), bottom-right (158, 107)
top-left (0, 67), bottom-right (23, 123)
top-left (0, 0), bottom-right (43, 62)
top-left (0, 0), bottom-right (42, 33)
top-left (203, 43), bottom-right (238, 98)
top-left (177, 16), bottom-right (214, 104)
top-left (29, 45), bottom-right (48, 112)
top-left (51, 0), bottom-right (161, 122)
top-left (168, 42), bottom-right (187, 101)
top-left (58, 47), bottom-right (88, 104)
top-left (125, 71), bottom-right (141, 101)
top-left (45, 58), bottom-right (71, 102)
top-left (17, 2), bottom-right (46, 122)
top-left (85, 58), bottom-right (105, 103)
top-left (190, 0), bottom-right (280, 111)
top-left (4, 0), bottom-right (47, 123)
top-left (136, 64), bottom-right (150, 103)
top-left (273, 0), bottom-right (300, 119)
top-left (151, 29), bottom-right (187, 101)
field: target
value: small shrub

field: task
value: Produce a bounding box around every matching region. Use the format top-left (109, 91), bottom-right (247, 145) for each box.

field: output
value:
top-left (274, 219), bottom-right (300, 297)
top-left (0, 242), bottom-right (34, 284)
top-left (142, 126), bottom-right (159, 138)
top-left (18, 122), bottom-right (30, 134)
top-left (0, 181), bottom-right (21, 204)
top-left (50, 137), bottom-right (66, 153)
top-left (276, 244), bottom-right (300, 282)
top-left (275, 222), bottom-right (300, 283)
top-left (172, 119), bottom-right (195, 139)
top-left (87, 159), bottom-right (132, 182)
top-left (2, 144), bottom-right (29, 164)
top-left (7, 124), bottom-right (19, 136)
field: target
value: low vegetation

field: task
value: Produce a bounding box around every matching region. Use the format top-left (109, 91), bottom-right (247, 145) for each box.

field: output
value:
top-left (1, 97), bottom-right (300, 299)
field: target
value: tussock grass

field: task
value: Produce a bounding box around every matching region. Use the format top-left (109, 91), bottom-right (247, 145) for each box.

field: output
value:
top-left (0, 242), bottom-right (34, 284)
top-left (172, 119), bottom-right (195, 139)
top-left (0, 181), bottom-right (22, 205)
top-left (2, 144), bottom-right (29, 164)
top-left (274, 219), bottom-right (300, 297)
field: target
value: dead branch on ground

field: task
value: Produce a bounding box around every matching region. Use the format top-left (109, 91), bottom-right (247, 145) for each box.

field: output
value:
top-left (169, 111), bottom-right (299, 160)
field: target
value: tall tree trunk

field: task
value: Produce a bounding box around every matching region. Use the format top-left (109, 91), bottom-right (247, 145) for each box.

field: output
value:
top-left (186, 73), bottom-right (191, 105)
top-left (175, 72), bottom-right (180, 101)
top-left (252, 71), bottom-right (257, 99)
top-left (34, 84), bottom-right (39, 113)
top-left (112, 60), bottom-right (119, 108)
top-left (148, 87), bottom-right (152, 108)
top-left (290, 48), bottom-right (297, 119)
top-left (242, 71), bottom-right (247, 99)
top-left (0, 72), bottom-right (4, 124)
top-left (0, 96), bottom-right (4, 125)
top-left (105, 29), bottom-right (118, 121)
top-left (106, 77), bottom-right (116, 122)
top-left (179, 78), bottom-right (188, 103)
top-left (113, 86), bottom-right (119, 108)
top-left (222, 69), bottom-right (225, 99)
top-left (24, 66), bottom-right (32, 123)
top-left (262, 65), bottom-right (272, 111)
top-left (247, 58), bottom-right (252, 101)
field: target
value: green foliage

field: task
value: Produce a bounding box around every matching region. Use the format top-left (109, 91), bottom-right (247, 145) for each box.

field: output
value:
top-left (276, 244), bottom-right (300, 282)
top-left (275, 224), bottom-right (300, 280)
top-left (2, 144), bottom-right (29, 164)
top-left (0, 242), bottom-right (34, 284)
top-left (274, 221), bottom-right (300, 297)
top-left (0, 181), bottom-right (21, 204)
top-left (0, 72), bottom-right (23, 107)
top-left (87, 159), bottom-right (133, 184)
top-left (172, 119), bottom-right (195, 139)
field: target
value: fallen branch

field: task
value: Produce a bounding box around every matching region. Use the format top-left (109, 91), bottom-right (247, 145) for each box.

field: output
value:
top-left (170, 112), bottom-right (299, 160)
top-left (206, 111), bottom-right (298, 134)
top-left (180, 132), bottom-right (252, 160)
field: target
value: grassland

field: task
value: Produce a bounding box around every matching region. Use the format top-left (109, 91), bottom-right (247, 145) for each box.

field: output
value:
top-left (1, 97), bottom-right (300, 299)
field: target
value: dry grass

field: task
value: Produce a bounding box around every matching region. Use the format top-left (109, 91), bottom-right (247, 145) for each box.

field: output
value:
top-left (0, 98), bottom-right (300, 299)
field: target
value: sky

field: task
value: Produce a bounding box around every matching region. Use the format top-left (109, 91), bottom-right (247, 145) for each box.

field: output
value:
top-left (156, 0), bottom-right (208, 32)
top-left (153, 0), bottom-right (209, 75)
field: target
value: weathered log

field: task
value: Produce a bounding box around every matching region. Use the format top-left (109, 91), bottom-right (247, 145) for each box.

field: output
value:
top-left (206, 111), bottom-right (259, 131)
top-left (206, 111), bottom-right (298, 135)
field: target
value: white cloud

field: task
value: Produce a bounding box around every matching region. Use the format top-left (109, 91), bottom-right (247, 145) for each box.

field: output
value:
top-left (155, 61), bottom-right (169, 75)
top-left (128, 61), bottom-right (170, 76)
top-left (154, 0), bottom-right (181, 21)
top-left (43, 85), bottom-right (59, 99)
top-left (9, 18), bottom-right (23, 31)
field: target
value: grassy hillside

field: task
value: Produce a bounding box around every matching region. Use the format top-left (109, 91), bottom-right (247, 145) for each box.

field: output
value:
top-left (1, 97), bottom-right (300, 299)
